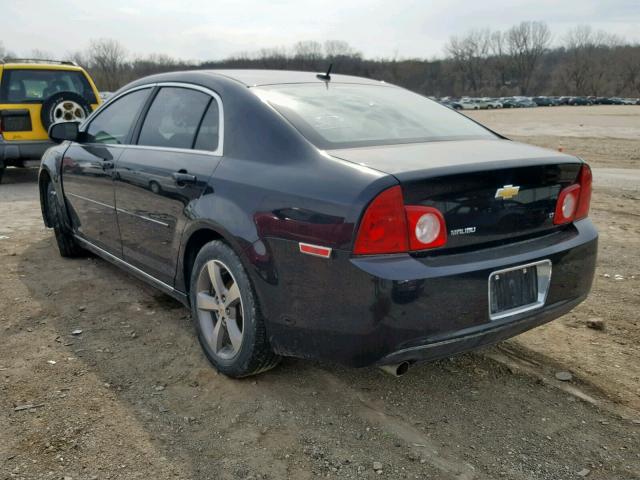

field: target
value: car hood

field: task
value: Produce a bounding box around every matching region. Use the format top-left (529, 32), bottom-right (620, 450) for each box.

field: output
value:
top-left (327, 139), bottom-right (580, 182)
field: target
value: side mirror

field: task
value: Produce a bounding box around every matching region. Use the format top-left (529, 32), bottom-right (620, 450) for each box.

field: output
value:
top-left (48, 121), bottom-right (80, 143)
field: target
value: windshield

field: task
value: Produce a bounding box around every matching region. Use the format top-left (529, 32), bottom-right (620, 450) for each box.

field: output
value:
top-left (253, 83), bottom-right (496, 149)
top-left (0, 69), bottom-right (97, 104)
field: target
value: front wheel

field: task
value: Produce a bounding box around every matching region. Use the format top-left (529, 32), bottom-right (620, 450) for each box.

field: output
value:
top-left (46, 182), bottom-right (84, 257)
top-left (190, 240), bottom-right (280, 377)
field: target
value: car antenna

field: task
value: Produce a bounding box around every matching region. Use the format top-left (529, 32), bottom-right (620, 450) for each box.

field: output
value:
top-left (316, 63), bottom-right (333, 82)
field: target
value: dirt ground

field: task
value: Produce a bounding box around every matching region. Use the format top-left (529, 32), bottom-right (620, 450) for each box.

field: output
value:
top-left (2, 105), bottom-right (639, 480)
top-left (468, 106), bottom-right (640, 414)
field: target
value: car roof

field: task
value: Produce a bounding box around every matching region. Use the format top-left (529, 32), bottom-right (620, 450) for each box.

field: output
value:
top-left (0, 62), bottom-right (84, 72)
top-left (199, 69), bottom-right (387, 87)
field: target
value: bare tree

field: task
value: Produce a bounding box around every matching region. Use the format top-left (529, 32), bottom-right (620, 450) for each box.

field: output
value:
top-left (38, 26), bottom-right (640, 100)
top-left (506, 21), bottom-right (551, 94)
top-left (323, 40), bottom-right (362, 71)
top-left (67, 50), bottom-right (91, 69)
top-left (292, 40), bottom-right (323, 69)
top-left (29, 48), bottom-right (54, 60)
top-left (560, 25), bottom-right (622, 95)
top-left (489, 31), bottom-right (512, 91)
top-left (324, 40), bottom-right (360, 59)
top-left (445, 29), bottom-right (491, 94)
top-left (255, 47), bottom-right (288, 68)
top-left (86, 38), bottom-right (128, 90)
top-left (0, 41), bottom-right (16, 60)
top-left (617, 46), bottom-right (640, 95)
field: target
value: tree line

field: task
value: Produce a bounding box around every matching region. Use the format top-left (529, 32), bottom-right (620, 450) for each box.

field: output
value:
top-left (2, 21), bottom-right (639, 97)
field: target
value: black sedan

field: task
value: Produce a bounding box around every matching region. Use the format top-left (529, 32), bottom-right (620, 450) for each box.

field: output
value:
top-left (39, 70), bottom-right (597, 377)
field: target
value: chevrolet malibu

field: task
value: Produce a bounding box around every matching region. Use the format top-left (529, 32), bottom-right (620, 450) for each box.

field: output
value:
top-left (39, 70), bottom-right (597, 377)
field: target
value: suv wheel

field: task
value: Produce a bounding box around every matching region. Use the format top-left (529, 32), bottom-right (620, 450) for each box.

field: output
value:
top-left (46, 182), bottom-right (84, 257)
top-left (41, 92), bottom-right (91, 131)
top-left (190, 241), bottom-right (280, 378)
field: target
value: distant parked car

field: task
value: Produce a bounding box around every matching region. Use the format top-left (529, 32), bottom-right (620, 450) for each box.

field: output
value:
top-left (568, 97), bottom-right (593, 106)
top-left (533, 96), bottom-right (557, 106)
top-left (557, 96), bottom-right (572, 105)
top-left (514, 97), bottom-right (537, 108)
top-left (458, 99), bottom-right (480, 110)
top-left (597, 97), bottom-right (625, 105)
top-left (471, 99), bottom-right (491, 109)
top-left (480, 98), bottom-right (503, 109)
top-left (499, 97), bottom-right (520, 108)
top-left (440, 100), bottom-right (463, 110)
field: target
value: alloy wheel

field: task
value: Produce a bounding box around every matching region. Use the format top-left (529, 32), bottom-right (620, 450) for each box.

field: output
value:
top-left (52, 101), bottom-right (87, 123)
top-left (196, 260), bottom-right (244, 359)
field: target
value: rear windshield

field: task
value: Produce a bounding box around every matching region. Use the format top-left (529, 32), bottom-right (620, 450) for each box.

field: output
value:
top-left (0, 69), bottom-right (97, 104)
top-left (253, 83), bottom-right (496, 149)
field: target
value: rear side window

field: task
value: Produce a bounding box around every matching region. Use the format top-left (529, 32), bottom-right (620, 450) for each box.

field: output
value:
top-left (138, 87), bottom-right (210, 149)
top-left (86, 88), bottom-right (150, 145)
top-left (193, 100), bottom-right (220, 152)
top-left (0, 69), bottom-right (97, 104)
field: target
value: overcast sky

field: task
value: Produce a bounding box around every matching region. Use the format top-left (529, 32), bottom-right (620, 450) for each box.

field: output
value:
top-left (2, 0), bottom-right (639, 61)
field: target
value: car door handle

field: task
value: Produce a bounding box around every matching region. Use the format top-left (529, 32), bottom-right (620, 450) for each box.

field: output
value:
top-left (172, 171), bottom-right (197, 185)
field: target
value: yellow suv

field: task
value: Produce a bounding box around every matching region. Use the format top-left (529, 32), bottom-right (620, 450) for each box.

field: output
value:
top-left (0, 59), bottom-right (101, 182)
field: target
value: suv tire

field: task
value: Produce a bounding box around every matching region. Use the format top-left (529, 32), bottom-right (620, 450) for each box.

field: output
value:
top-left (41, 92), bottom-right (91, 131)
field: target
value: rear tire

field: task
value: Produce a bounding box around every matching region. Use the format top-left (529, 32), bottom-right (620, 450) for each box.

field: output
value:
top-left (0, 167), bottom-right (4, 184)
top-left (46, 182), bottom-right (84, 258)
top-left (190, 240), bottom-right (280, 378)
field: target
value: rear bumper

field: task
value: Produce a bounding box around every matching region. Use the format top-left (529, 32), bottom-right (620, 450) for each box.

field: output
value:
top-left (376, 294), bottom-right (585, 365)
top-left (0, 138), bottom-right (52, 166)
top-left (255, 219), bottom-right (598, 367)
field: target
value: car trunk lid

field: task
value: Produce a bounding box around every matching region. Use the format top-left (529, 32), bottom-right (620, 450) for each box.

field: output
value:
top-left (329, 139), bottom-right (583, 251)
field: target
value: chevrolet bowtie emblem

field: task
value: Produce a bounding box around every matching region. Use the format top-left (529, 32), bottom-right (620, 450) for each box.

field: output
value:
top-left (495, 185), bottom-right (520, 200)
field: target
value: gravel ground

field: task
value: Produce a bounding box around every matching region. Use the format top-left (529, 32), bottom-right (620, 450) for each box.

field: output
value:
top-left (2, 106), bottom-right (640, 480)
top-left (469, 106), bottom-right (640, 413)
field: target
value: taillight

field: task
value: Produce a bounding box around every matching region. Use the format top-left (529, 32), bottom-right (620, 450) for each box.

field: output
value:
top-left (405, 206), bottom-right (447, 250)
top-left (575, 164), bottom-right (592, 220)
top-left (353, 186), bottom-right (447, 255)
top-left (353, 186), bottom-right (408, 255)
top-left (554, 184), bottom-right (580, 224)
top-left (553, 164), bottom-right (592, 225)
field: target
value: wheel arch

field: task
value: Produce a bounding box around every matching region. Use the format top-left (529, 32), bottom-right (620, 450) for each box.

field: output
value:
top-left (38, 168), bottom-right (54, 227)
top-left (179, 223), bottom-right (255, 297)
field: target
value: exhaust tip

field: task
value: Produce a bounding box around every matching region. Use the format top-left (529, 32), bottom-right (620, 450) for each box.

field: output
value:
top-left (379, 361), bottom-right (410, 377)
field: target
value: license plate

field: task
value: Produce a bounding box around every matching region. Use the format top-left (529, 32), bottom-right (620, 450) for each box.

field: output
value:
top-left (488, 260), bottom-right (552, 320)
